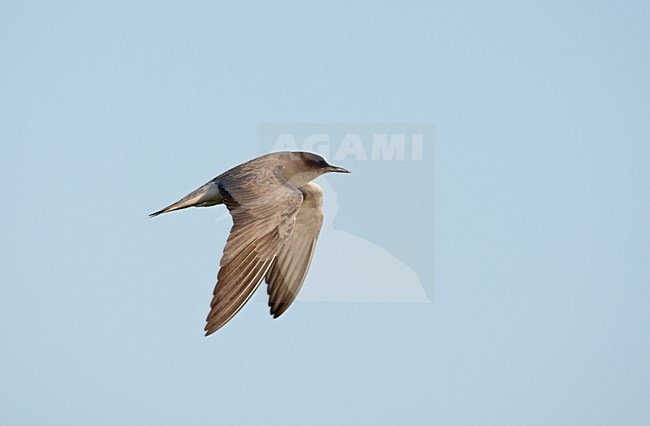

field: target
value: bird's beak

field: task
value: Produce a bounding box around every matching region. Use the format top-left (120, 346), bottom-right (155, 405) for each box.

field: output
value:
top-left (325, 165), bottom-right (351, 174)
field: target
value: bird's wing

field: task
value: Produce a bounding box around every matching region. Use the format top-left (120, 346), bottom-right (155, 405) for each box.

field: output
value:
top-left (265, 182), bottom-right (324, 318)
top-left (204, 166), bottom-right (303, 335)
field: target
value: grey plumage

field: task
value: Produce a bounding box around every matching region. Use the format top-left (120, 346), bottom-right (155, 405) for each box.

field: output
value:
top-left (266, 182), bottom-right (324, 318)
top-left (150, 152), bottom-right (349, 335)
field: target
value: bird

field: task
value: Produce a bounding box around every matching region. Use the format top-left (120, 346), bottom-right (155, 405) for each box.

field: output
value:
top-left (149, 151), bottom-right (350, 335)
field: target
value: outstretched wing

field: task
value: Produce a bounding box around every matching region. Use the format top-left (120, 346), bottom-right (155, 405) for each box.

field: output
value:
top-left (204, 166), bottom-right (303, 335)
top-left (265, 182), bottom-right (324, 318)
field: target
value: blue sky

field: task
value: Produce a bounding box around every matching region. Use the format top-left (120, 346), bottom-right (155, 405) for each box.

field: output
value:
top-left (1, 1), bottom-right (649, 425)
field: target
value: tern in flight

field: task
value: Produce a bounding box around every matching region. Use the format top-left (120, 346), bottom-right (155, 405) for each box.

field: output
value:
top-left (150, 152), bottom-right (350, 335)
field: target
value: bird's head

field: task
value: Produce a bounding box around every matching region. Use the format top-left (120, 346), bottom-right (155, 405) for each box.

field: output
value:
top-left (299, 152), bottom-right (350, 175)
top-left (279, 151), bottom-right (350, 187)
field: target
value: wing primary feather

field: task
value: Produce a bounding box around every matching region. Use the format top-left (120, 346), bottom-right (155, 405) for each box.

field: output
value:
top-left (205, 258), bottom-right (274, 335)
top-left (204, 166), bottom-right (306, 335)
top-left (265, 182), bottom-right (324, 319)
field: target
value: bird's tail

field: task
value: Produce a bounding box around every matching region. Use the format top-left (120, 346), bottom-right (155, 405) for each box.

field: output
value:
top-left (149, 181), bottom-right (223, 218)
top-left (149, 201), bottom-right (194, 217)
